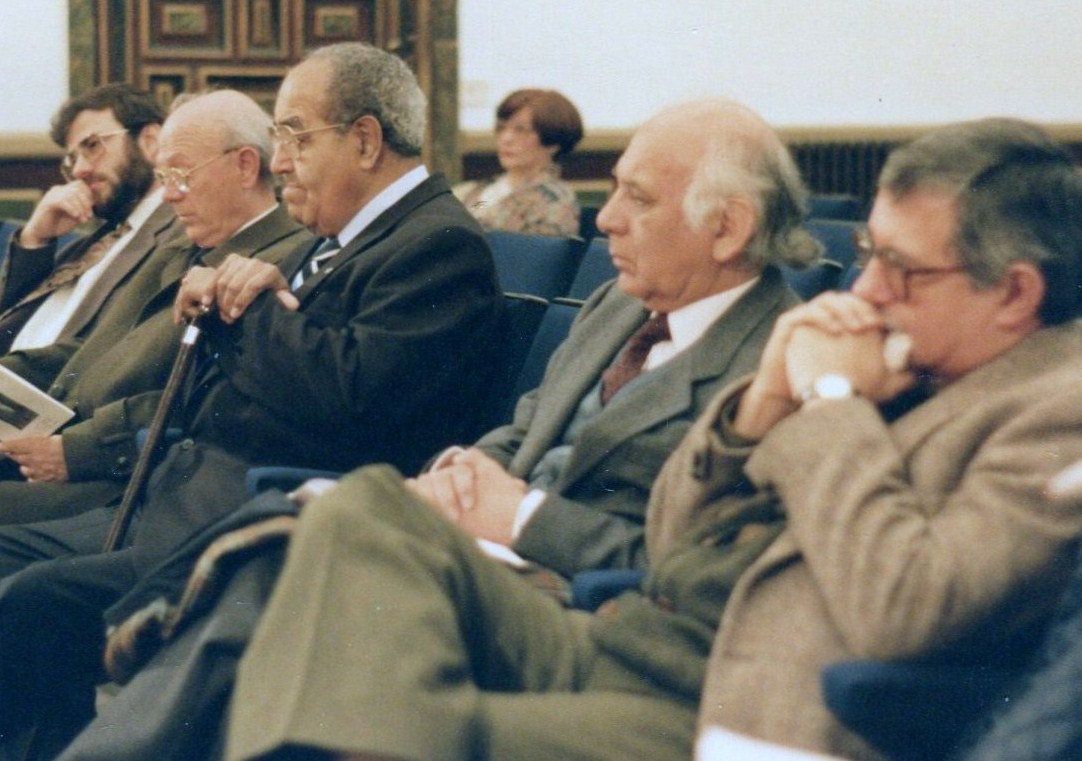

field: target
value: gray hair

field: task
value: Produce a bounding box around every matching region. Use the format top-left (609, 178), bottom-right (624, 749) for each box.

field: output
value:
top-left (305, 42), bottom-right (426, 157)
top-left (169, 89), bottom-right (275, 184)
top-left (678, 99), bottom-right (820, 270)
top-left (881, 118), bottom-right (1082, 324)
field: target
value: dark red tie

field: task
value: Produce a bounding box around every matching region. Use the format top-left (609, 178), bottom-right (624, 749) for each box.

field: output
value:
top-left (601, 313), bottom-right (670, 405)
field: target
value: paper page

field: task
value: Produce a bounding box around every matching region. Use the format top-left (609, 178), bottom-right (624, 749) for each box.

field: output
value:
top-left (0, 365), bottom-right (74, 440)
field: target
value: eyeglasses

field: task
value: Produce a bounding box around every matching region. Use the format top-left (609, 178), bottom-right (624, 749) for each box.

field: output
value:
top-left (154, 149), bottom-right (238, 194)
top-left (61, 129), bottom-right (131, 180)
top-left (495, 121), bottom-right (537, 137)
top-left (268, 123), bottom-right (346, 159)
top-left (853, 227), bottom-right (967, 300)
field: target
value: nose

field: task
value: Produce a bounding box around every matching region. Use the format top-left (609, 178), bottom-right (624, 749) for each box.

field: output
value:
top-left (850, 255), bottom-right (894, 305)
top-left (595, 195), bottom-right (621, 237)
top-left (270, 142), bottom-right (292, 175)
top-left (161, 179), bottom-right (184, 203)
top-left (71, 153), bottom-right (95, 181)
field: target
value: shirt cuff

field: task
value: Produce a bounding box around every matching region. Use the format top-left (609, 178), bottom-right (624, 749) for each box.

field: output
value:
top-left (512, 488), bottom-right (547, 540)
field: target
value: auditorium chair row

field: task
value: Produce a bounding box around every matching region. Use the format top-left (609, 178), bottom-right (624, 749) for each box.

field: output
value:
top-left (487, 217), bottom-right (863, 307)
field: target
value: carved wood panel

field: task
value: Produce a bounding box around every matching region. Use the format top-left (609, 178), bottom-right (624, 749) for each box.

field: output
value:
top-left (68, 0), bottom-right (458, 177)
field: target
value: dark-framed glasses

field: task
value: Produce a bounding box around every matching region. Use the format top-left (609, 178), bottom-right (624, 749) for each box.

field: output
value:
top-left (60, 129), bottom-right (131, 180)
top-left (267, 122), bottom-right (346, 158)
top-left (853, 226), bottom-right (967, 300)
top-left (154, 148), bottom-right (239, 194)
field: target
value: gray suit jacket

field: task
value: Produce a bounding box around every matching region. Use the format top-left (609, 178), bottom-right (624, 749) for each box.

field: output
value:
top-left (0, 202), bottom-right (184, 352)
top-left (474, 266), bottom-right (798, 577)
top-left (0, 206), bottom-right (309, 526)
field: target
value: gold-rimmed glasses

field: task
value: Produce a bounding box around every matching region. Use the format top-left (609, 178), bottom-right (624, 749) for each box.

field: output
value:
top-left (268, 123), bottom-right (347, 159)
top-left (154, 148), bottom-right (239, 194)
top-left (853, 226), bottom-right (967, 300)
top-left (60, 129), bottom-right (131, 180)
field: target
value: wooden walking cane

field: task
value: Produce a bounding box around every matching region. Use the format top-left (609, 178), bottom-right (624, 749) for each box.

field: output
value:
top-left (102, 314), bottom-right (205, 552)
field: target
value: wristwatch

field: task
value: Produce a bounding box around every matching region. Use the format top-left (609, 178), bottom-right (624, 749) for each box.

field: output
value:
top-left (798, 374), bottom-right (855, 404)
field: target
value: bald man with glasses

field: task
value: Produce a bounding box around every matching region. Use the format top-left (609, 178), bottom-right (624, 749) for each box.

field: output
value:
top-left (0, 84), bottom-right (184, 357)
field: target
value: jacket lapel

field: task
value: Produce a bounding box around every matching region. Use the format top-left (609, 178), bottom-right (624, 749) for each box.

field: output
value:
top-left (559, 268), bottom-right (793, 488)
top-left (288, 175), bottom-right (450, 304)
top-left (64, 203), bottom-right (180, 334)
top-left (510, 291), bottom-right (648, 471)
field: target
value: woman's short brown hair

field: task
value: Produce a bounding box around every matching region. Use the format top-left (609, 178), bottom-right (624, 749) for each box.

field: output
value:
top-left (496, 89), bottom-right (584, 158)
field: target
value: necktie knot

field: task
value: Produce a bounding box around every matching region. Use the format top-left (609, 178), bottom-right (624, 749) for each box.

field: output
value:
top-left (25, 219), bottom-right (132, 298)
top-left (306, 236), bottom-right (341, 276)
top-left (601, 313), bottom-right (670, 405)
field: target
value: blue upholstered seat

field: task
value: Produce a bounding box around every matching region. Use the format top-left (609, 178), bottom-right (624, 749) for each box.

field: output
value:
top-left (486, 230), bottom-right (585, 300)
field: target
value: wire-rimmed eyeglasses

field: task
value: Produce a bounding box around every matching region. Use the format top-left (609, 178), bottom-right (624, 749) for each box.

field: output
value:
top-left (60, 129), bottom-right (131, 181)
top-left (853, 226), bottom-right (967, 300)
top-left (153, 148), bottom-right (239, 194)
top-left (267, 123), bottom-right (347, 159)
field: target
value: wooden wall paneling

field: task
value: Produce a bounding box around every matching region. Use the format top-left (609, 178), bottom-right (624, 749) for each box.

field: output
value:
top-left (198, 66), bottom-right (287, 113)
top-left (139, 0), bottom-right (235, 59)
top-left (140, 64), bottom-right (193, 110)
top-left (294, 1), bottom-right (377, 54)
top-left (427, 0), bottom-right (459, 182)
top-left (239, 0), bottom-right (290, 59)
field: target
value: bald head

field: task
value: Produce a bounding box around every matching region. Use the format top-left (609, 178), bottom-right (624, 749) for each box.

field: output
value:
top-left (650, 97), bottom-right (818, 270)
top-left (156, 89), bottom-right (278, 247)
top-left (164, 90), bottom-right (274, 185)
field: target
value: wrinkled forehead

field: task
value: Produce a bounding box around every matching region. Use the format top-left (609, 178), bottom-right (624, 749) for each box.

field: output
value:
top-left (614, 122), bottom-right (698, 191)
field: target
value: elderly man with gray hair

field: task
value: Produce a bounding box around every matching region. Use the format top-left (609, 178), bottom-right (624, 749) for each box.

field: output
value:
top-left (0, 42), bottom-right (504, 761)
top-left (223, 117), bottom-right (1082, 761)
top-left (0, 89), bottom-right (309, 525)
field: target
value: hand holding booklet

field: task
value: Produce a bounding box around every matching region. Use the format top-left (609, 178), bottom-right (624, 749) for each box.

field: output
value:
top-left (0, 365), bottom-right (74, 440)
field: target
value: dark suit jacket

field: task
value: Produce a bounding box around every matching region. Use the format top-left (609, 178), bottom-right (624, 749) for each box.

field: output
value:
top-left (0, 206), bottom-right (309, 525)
top-left (129, 173), bottom-right (504, 568)
top-left (0, 202), bottom-right (183, 353)
top-left (473, 266), bottom-right (799, 577)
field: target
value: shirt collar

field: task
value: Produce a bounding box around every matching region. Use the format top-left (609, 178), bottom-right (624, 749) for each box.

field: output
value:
top-left (336, 165), bottom-right (430, 249)
top-left (121, 186), bottom-right (166, 232)
top-left (664, 276), bottom-right (759, 353)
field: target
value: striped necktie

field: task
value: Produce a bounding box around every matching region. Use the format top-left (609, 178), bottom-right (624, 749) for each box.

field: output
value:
top-left (293, 236), bottom-right (341, 289)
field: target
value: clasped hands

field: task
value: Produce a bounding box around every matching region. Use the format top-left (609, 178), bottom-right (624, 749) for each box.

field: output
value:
top-left (284, 449), bottom-right (528, 547)
top-left (173, 254), bottom-right (299, 325)
top-left (734, 292), bottom-right (916, 440)
top-left (405, 447), bottom-right (528, 547)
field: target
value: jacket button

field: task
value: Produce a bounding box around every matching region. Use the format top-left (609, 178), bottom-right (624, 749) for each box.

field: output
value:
top-left (692, 450), bottom-right (712, 481)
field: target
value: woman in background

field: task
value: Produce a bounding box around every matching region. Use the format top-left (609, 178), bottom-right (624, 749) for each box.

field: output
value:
top-left (455, 88), bottom-right (583, 237)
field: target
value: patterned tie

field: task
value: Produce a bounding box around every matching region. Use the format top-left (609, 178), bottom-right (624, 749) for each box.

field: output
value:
top-left (293, 236), bottom-right (340, 289)
top-left (19, 220), bottom-right (132, 304)
top-left (600, 313), bottom-right (670, 405)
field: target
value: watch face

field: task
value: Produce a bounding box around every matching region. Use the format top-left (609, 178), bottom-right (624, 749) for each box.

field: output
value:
top-left (814, 374), bottom-right (853, 399)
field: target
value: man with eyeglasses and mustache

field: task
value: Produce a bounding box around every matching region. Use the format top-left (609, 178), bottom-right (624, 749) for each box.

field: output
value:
top-left (0, 84), bottom-right (183, 356)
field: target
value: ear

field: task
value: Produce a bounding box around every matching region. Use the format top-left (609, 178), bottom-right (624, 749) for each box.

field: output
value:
top-left (710, 197), bottom-right (758, 265)
top-left (993, 260), bottom-right (1045, 331)
top-left (352, 115), bottom-right (384, 169)
top-left (135, 123), bottom-right (162, 165)
top-left (234, 145), bottom-right (262, 189)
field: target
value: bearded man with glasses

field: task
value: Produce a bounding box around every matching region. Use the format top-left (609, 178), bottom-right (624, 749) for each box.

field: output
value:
top-left (0, 83), bottom-right (183, 355)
